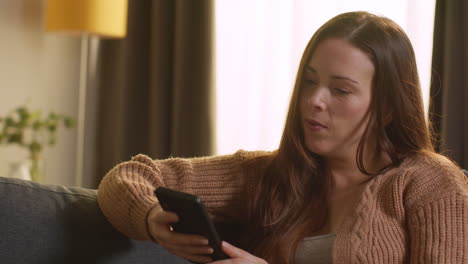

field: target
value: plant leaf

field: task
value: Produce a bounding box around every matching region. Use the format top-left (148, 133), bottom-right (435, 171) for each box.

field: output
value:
top-left (64, 117), bottom-right (76, 128)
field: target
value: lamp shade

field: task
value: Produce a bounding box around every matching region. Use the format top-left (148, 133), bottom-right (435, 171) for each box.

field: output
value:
top-left (45, 0), bottom-right (128, 38)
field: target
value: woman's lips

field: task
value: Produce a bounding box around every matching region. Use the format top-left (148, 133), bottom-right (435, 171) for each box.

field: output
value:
top-left (305, 119), bottom-right (327, 131)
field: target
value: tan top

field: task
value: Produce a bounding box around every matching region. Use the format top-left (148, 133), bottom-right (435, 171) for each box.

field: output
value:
top-left (97, 150), bottom-right (468, 263)
top-left (296, 233), bottom-right (335, 264)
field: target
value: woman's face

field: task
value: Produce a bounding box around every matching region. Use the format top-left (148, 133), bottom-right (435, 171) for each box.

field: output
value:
top-left (300, 38), bottom-right (375, 160)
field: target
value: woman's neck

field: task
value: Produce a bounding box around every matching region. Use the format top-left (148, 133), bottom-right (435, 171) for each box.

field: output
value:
top-left (325, 152), bottom-right (391, 191)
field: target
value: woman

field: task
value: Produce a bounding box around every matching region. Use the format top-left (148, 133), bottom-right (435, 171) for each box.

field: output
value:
top-left (97, 11), bottom-right (468, 263)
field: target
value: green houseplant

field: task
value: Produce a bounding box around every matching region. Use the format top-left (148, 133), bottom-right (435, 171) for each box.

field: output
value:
top-left (0, 106), bottom-right (75, 182)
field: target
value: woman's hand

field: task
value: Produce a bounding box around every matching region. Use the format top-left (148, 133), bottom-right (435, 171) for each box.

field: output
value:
top-left (209, 241), bottom-right (268, 264)
top-left (147, 205), bottom-right (215, 263)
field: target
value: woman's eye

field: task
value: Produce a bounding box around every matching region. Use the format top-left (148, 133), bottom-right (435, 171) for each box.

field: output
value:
top-left (334, 88), bottom-right (351, 95)
top-left (303, 79), bottom-right (318, 85)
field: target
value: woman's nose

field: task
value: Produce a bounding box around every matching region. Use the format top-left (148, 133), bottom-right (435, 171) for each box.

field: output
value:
top-left (306, 87), bottom-right (327, 111)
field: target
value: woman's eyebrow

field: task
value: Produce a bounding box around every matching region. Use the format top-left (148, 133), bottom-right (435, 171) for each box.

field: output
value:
top-left (331, 75), bottom-right (360, 85)
top-left (305, 65), bottom-right (359, 85)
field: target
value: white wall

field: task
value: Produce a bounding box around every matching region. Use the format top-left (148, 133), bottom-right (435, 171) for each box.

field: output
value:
top-left (0, 0), bottom-right (80, 186)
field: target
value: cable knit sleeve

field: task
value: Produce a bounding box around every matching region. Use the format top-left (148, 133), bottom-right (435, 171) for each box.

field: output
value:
top-left (405, 158), bottom-right (468, 263)
top-left (96, 150), bottom-right (270, 241)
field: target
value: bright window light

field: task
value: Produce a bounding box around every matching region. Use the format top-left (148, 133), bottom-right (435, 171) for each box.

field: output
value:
top-left (215, 0), bottom-right (436, 155)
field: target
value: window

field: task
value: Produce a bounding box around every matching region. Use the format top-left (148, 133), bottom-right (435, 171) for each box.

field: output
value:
top-left (215, 0), bottom-right (436, 155)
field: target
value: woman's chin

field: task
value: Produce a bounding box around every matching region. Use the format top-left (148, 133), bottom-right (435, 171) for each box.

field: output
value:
top-left (305, 143), bottom-right (330, 157)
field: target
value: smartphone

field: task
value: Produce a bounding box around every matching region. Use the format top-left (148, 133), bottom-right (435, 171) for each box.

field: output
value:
top-left (154, 187), bottom-right (228, 261)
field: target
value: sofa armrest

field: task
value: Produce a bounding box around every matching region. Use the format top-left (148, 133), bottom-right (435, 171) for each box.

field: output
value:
top-left (0, 176), bottom-right (190, 264)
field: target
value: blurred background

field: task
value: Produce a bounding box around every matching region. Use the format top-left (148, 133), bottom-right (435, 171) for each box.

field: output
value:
top-left (0, 0), bottom-right (465, 188)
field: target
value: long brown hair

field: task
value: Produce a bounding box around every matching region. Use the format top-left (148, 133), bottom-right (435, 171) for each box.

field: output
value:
top-left (241, 11), bottom-right (434, 263)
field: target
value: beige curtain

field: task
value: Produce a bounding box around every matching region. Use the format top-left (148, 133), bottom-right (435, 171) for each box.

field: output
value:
top-left (91, 0), bottom-right (215, 187)
top-left (429, 0), bottom-right (468, 169)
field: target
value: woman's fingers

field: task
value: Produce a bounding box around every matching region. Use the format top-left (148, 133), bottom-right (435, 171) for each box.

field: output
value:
top-left (147, 206), bottom-right (217, 263)
top-left (164, 243), bottom-right (213, 255)
top-left (150, 208), bottom-right (208, 246)
top-left (208, 241), bottom-right (268, 264)
top-left (153, 209), bottom-right (179, 225)
top-left (171, 232), bottom-right (210, 246)
top-left (221, 241), bottom-right (257, 261)
top-left (158, 234), bottom-right (214, 263)
top-left (162, 237), bottom-right (213, 263)
top-left (177, 252), bottom-right (213, 264)
top-left (157, 229), bottom-right (209, 246)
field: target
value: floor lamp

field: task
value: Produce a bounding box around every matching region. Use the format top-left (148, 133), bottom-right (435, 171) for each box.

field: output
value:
top-left (45, 0), bottom-right (128, 187)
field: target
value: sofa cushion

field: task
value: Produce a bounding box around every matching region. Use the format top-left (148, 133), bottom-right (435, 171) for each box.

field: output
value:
top-left (0, 176), bottom-right (190, 264)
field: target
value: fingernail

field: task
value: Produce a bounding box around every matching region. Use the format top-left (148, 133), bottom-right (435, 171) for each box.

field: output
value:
top-left (200, 239), bottom-right (209, 245)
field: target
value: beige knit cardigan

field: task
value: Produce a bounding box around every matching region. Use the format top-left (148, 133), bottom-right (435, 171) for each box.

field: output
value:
top-left (97, 150), bottom-right (468, 263)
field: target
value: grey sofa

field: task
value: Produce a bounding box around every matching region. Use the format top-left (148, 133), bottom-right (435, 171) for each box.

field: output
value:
top-left (0, 176), bottom-right (191, 264)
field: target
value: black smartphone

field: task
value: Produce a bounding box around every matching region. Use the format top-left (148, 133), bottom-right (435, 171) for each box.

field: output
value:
top-left (154, 187), bottom-right (228, 261)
